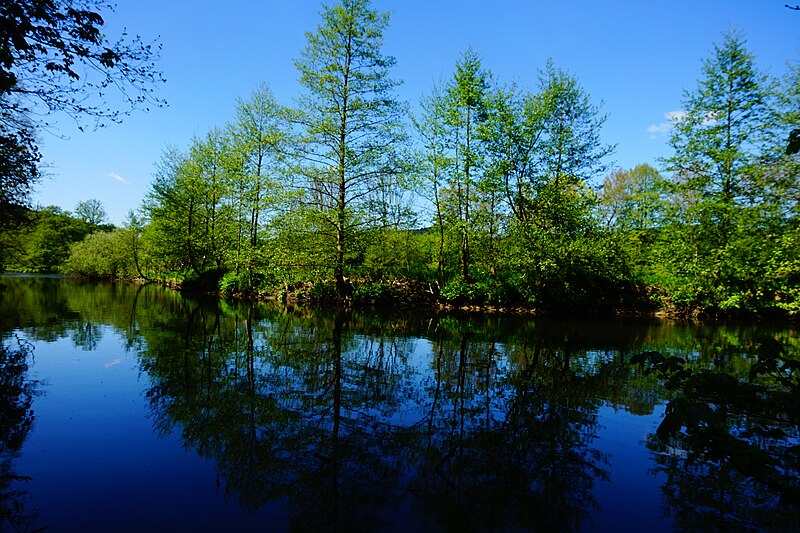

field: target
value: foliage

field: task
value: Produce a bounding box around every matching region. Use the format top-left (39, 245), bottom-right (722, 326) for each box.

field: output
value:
top-left (0, 0), bottom-right (164, 219)
top-left (352, 282), bottom-right (399, 306)
top-left (649, 29), bottom-right (799, 316)
top-left (63, 229), bottom-right (136, 279)
top-left (0, 125), bottom-right (39, 228)
top-left (293, 0), bottom-right (408, 297)
top-left (307, 281), bottom-right (339, 303)
top-left (440, 276), bottom-right (520, 307)
top-left (4, 9), bottom-right (797, 319)
top-left (1, 206), bottom-right (93, 273)
top-left (74, 199), bottom-right (107, 227)
top-left (633, 340), bottom-right (800, 510)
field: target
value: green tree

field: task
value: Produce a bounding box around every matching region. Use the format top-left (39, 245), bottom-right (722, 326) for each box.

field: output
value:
top-left (293, 0), bottom-right (406, 297)
top-left (446, 48), bottom-right (490, 280)
top-left (666, 30), bottom-right (779, 242)
top-left (142, 147), bottom-right (203, 275)
top-left (0, 121), bottom-right (39, 228)
top-left (124, 209), bottom-right (147, 279)
top-left (4, 206), bottom-right (88, 273)
top-left (488, 62), bottom-right (614, 310)
top-left (663, 30), bottom-right (790, 313)
top-left (413, 81), bottom-right (454, 287)
top-left (226, 84), bottom-right (291, 290)
top-left (188, 128), bottom-right (232, 271)
top-left (598, 164), bottom-right (668, 284)
top-left (599, 164), bottom-right (666, 232)
top-left (74, 199), bottom-right (107, 227)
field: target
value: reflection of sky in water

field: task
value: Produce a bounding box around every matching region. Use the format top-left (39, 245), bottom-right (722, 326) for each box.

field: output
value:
top-left (594, 404), bottom-right (673, 532)
top-left (15, 329), bottom-right (283, 531)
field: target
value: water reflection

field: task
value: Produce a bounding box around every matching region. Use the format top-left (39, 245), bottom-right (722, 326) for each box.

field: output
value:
top-left (0, 338), bottom-right (40, 531)
top-left (0, 275), bottom-right (798, 531)
top-left (635, 346), bottom-right (800, 532)
top-left (135, 299), bottom-right (634, 531)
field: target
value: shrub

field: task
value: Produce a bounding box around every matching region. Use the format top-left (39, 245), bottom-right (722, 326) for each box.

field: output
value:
top-left (353, 282), bottom-right (399, 306)
top-left (440, 275), bottom-right (522, 307)
top-left (64, 229), bottom-right (135, 279)
top-left (308, 281), bottom-right (338, 303)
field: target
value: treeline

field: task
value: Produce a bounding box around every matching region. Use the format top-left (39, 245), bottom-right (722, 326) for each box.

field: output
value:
top-left (0, 199), bottom-right (116, 274)
top-left (4, 0), bottom-right (800, 318)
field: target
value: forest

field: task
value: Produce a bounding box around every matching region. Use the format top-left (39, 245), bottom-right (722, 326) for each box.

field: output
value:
top-left (1, 0), bottom-right (799, 318)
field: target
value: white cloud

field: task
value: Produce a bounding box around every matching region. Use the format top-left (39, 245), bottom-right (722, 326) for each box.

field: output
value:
top-left (108, 171), bottom-right (129, 185)
top-left (647, 110), bottom-right (686, 137)
top-left (647, 122), bottom-right (672, 134)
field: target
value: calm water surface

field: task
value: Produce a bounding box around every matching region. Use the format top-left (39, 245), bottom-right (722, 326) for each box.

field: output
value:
top-left (0, 275), bottom-right (798, 532)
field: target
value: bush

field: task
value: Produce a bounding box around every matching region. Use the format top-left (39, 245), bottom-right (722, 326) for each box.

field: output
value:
top-left (219, 271), bottom-right (268, 295)
top-left (353, 282), bottom-right (399, 306)
top-left (440, 275), bottom-right (522, 307)
top-left (64, 229), bottom-right (135, 279)
top-left (308, 281), bottom-right (338, 303)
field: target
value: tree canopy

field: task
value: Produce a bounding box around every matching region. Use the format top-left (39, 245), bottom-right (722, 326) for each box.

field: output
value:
top-left (3, 4), bottom-right (797, 319)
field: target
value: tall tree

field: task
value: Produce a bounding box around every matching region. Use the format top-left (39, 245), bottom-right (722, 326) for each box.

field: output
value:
top-left (413, 82), bottom-right (453, 287)
top-left (662, 30), bottom-right (792, 313)
top-left (446, 48), bottom-right (489, 280)
top-left (142, 147), bottom-right (209, 275)
top-left (532, 60), bottom-right (613, 214)
top-left (293, 0), bottom-right (406, 297)
top-left (488, 61), bottom-right (614, 310)
top-left (226, 84), bottom-right (291, 288)
top-left (666, 30), bottom-right (778, 242)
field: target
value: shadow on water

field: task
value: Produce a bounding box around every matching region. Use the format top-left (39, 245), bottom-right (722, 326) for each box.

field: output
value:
top-left (0, 275), bottom-right (799, 531)
top-left (634, 344), bottom-right (800, 532)
top-left (138, 303), bottom-right (620, 531)
top-left (0, 337), bottom-right (42, 532)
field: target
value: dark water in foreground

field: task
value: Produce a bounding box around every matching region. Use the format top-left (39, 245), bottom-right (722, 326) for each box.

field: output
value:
top-left (0, 275), bottom-right (798, 532)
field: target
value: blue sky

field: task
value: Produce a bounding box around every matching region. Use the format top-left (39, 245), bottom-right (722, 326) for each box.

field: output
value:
top-left (33, 0), bottom-right (800, 225)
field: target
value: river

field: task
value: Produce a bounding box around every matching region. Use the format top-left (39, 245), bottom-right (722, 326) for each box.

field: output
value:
top-left (0, 275), bottom-right (797, 532)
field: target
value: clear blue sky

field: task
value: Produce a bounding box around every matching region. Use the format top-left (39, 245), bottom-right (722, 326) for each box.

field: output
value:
top-left (33, 0), bottom-right (800, 225)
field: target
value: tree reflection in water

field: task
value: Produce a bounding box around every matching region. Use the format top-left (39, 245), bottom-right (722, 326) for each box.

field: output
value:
top-left (0, 337), bottom-right (41, 531)
top-left (3, 276), bottom-right (799, 530)
top-left (411, 323), bottom-right (611, 532)
top-left (635, 342), bottom-right (800, 532)
top-left (139, 303), bottom-right (618, 531)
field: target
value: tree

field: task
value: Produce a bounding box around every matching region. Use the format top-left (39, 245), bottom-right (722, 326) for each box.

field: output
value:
top-left (293, 0), bottom-right (406, 297)
top-left (484, 61), bottom-right (615, 310)
top-left (0, 0), bottom-right (164, 218)
top-left (666, 30), bottom-right (778, 241)
top-left (413, 82), bottom-right (453, 287)
top-left (532, 60), bottom-right (613, 200)
top-left (0, 0), bottom-right (164, 124)
top-left (3, 206), bottom-right (89, 272)
top-left (74, 198), bottom-right (107, 227)
top-left (662, 30), bottom-right (789, 312)
top-left (0, 120), bottom-right (39, 228)
top-left (599, 164), bottom-right (665, 232)
top-left (446, 48), bottom-right (490, 280)
top-left (226, 84), bottom-right (291, 289)
top-left (142, 147), bottom-right (199, 274)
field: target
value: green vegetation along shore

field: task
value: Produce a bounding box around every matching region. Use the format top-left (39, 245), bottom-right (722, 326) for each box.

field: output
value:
top-left (1, 1), bottom-right (798, 319)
